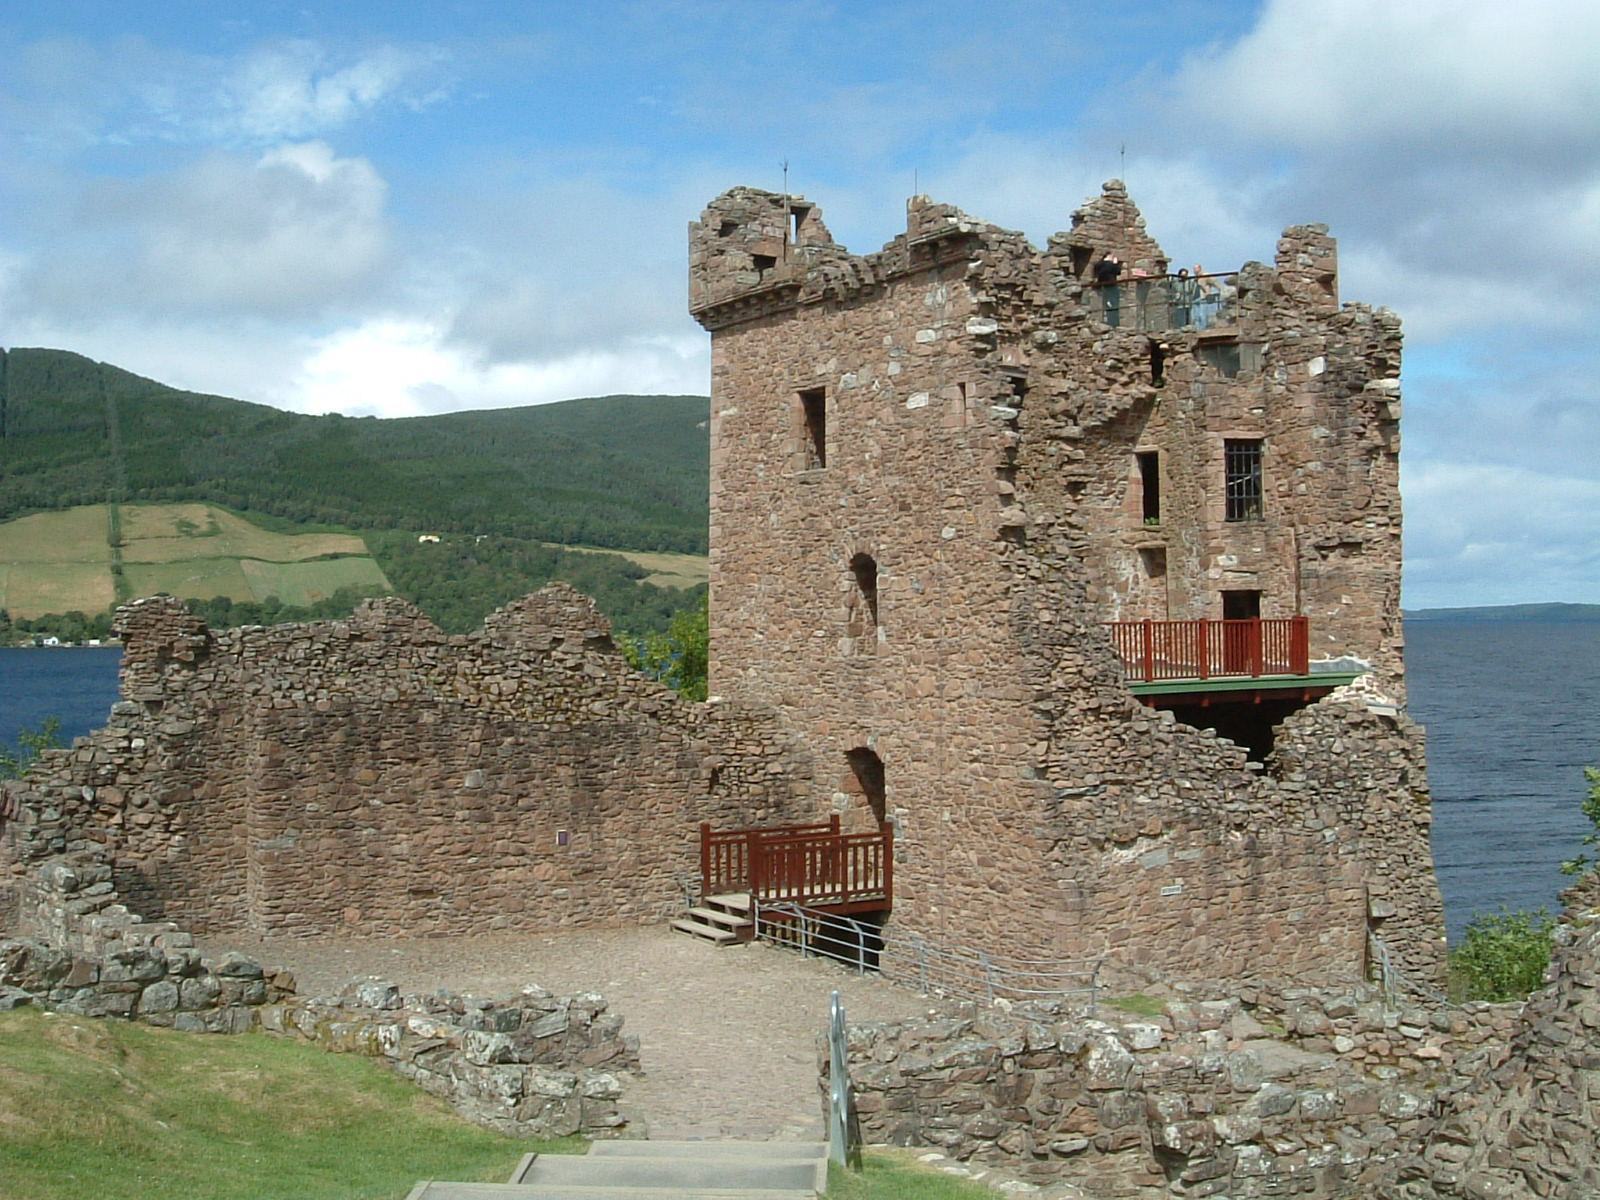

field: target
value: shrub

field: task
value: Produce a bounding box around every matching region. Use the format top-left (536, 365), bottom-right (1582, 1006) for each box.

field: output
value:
top-left (1448, 907), bottom-right (1555, 1002)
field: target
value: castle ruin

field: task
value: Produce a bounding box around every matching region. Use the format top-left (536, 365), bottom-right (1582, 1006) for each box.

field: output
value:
top-left (689, 180), bottom-right (1439, 984)
top-left (4, 180), bottom-right (1599, 1200)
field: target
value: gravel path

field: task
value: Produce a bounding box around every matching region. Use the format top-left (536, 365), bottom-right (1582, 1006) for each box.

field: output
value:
top-left (201, 925), bottom-right (945, 1141)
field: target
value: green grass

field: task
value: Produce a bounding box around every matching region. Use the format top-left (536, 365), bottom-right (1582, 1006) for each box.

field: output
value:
top-left (0, 1008), bottom-right (575, 1200)
top-left (1101, 993), bottom-right (1165, 1018)
top-left (826, 1150), bottom-right (1005, 1200)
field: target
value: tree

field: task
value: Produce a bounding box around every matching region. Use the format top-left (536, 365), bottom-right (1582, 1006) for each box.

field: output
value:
top-left (622, 594), bottom-right (708, 702)
top-left (1560, 766), bottom-right (1600, 877)
top-left (0, 717), bottom-right (63, 780)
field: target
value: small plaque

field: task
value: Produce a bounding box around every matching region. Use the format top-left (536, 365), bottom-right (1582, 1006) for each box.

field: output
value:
top-left (1160, 884), bottom-right (1184, 897)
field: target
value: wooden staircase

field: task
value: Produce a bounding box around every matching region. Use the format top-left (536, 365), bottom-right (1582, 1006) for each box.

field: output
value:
top-left (669, 892), bottom-right (754, 946)
top-left (670, 818), bottom-right (893, 948)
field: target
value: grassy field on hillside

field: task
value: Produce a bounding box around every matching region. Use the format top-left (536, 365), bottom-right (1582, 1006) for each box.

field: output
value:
top-left (118, 503), bottom-right (370, 563)
top-left (591, 548), bottom-right (707, 590)
top-left (0, 1007), bottom-right (555, 1200)
top-left (0, 503), bottom-right (392, 619)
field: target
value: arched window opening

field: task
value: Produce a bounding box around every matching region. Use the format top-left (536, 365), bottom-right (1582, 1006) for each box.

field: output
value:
top-left (845, 748), bottom-right (886, 826)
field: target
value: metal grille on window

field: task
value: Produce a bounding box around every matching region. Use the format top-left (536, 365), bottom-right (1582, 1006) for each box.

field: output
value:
top-left (1224, 439), bottom-right (1263, 521)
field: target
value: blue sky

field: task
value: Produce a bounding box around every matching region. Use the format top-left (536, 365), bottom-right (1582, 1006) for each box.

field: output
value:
top-left (1, 1), bottom-right (1595, 609)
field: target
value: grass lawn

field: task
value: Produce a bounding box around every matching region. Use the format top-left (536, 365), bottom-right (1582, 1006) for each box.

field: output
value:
top-left (0, 1006), bottom-right (1008, 1200)
top-left (0, 1008), bottom-right (567, 1200)
top-left (827, 1150), bottom-right (1007, 1200)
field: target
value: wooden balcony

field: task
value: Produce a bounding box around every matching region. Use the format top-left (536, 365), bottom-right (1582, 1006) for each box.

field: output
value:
top-left (1106, 616), bottom-right (1311, 683)
top-left (699, 817), bottom-right (892, 915)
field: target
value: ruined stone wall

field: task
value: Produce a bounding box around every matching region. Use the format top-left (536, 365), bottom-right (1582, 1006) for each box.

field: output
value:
top-left (1376, 879), bottom-right (1600, 1198)
top-left (692, 185), bottom-right (1441, 984)
top-left (1, 586), bottom-right (814, 939)
top-left (832, 984), bottom-right (1521, 1199)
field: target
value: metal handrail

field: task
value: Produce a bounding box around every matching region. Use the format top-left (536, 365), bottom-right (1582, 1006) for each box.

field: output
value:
top-left (1086, 271), bottom-right (1238, 332)
top-left (756, 898), bottom-right (1103, 1014)
top-left (1371, 933), bottom-right (1461, 1010)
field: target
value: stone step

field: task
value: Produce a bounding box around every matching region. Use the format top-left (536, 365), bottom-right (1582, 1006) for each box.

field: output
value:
top-left (669, 917), bottom-right (740, 945)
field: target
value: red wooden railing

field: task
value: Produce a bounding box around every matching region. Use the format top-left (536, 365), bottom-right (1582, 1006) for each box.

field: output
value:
top-left (1106, 616), bottom-right (1310, 682)
top-left (702, 816), bottom-right (840, 897)
top-left (700, 818), bottom-right (893, 909)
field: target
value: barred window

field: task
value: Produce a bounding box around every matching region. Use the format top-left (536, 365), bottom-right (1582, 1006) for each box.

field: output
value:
top-left (1224, 439), bottom-right (1263, 521)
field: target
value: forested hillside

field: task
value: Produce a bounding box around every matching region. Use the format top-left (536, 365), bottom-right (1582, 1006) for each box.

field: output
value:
top-left (0, 348), bottom-right (709, 641)
top-left (0, 348), bottom-right (708, 553)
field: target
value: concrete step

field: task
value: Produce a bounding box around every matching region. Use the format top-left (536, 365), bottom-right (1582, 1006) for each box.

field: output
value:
top-left (586, 1140), bottom-right (825, 1161)
top-left (514, 1154), bottom-right (824, 1192)
top-left (669, 917), bottom-right (740, 945)
top-left (409, 1138), bottom-right (829, 1200)
top-left (407, 1186), bottom-right (816, 1200)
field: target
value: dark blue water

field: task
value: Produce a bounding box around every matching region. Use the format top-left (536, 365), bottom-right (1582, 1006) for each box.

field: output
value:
top-left (1407, 620), bottom-right (1600, 941)
top-left (3, 626), bottom-right (1597, 941)
top-left (0, 647), bottom-right (123, 760)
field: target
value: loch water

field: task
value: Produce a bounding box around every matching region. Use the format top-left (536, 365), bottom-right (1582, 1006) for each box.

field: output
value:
top-left (3, 622), bottom-right (1598, 942)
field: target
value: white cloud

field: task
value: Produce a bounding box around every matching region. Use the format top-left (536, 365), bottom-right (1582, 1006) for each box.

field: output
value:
top-left (21, 141), bottom-right (391, 318)
top-left (207, 40), bottom-right (450, 143)
top-left (1171, 0), bottom-right (1600, 162)
top-left (1402, 461), bottom-right (1600, 607)
top-left (285, 316), bottom-right (707, 418)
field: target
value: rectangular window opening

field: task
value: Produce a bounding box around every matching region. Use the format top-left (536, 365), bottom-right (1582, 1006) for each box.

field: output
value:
top-left (799, 388), bottom-right (826, 469)
top-left (1137, 450), bottom-right (1160, 523)
top-left (1224, 438), bottom-right (1263, 521)
top-left (1197, 340), bottom-right (1243, 378)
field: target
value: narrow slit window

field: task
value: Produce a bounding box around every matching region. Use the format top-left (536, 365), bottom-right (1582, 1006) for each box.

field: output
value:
top-left (1137, 451), bottom-right (1160, 523)
top-left (1224, 438), bottom-right (1263, 521)
top-left (799, 388), bottom-right (826, 469)
top-left (850, 553), bottom-right (879, 628)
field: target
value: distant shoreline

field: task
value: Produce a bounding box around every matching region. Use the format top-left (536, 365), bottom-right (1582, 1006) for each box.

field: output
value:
top-left (1405, 602), bottom-right (1600, 623)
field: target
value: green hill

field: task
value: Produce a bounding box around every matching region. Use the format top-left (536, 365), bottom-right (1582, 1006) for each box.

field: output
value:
top-left (0, 348), bottom-right (709, 639)
top-left (0, 347), bottom-right (708, 553)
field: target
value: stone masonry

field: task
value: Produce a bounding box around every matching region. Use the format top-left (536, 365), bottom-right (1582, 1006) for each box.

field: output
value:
top-left (827, 870), bottom-right (1600, 1200)
top-left (0, 585), bottom-right (814, 939)
top-left (689, 181), bottom-right (1440, 985)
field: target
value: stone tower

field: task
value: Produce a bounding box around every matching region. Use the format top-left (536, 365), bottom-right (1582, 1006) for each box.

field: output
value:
top-left (689, 182), bottom-right (1439, 986)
